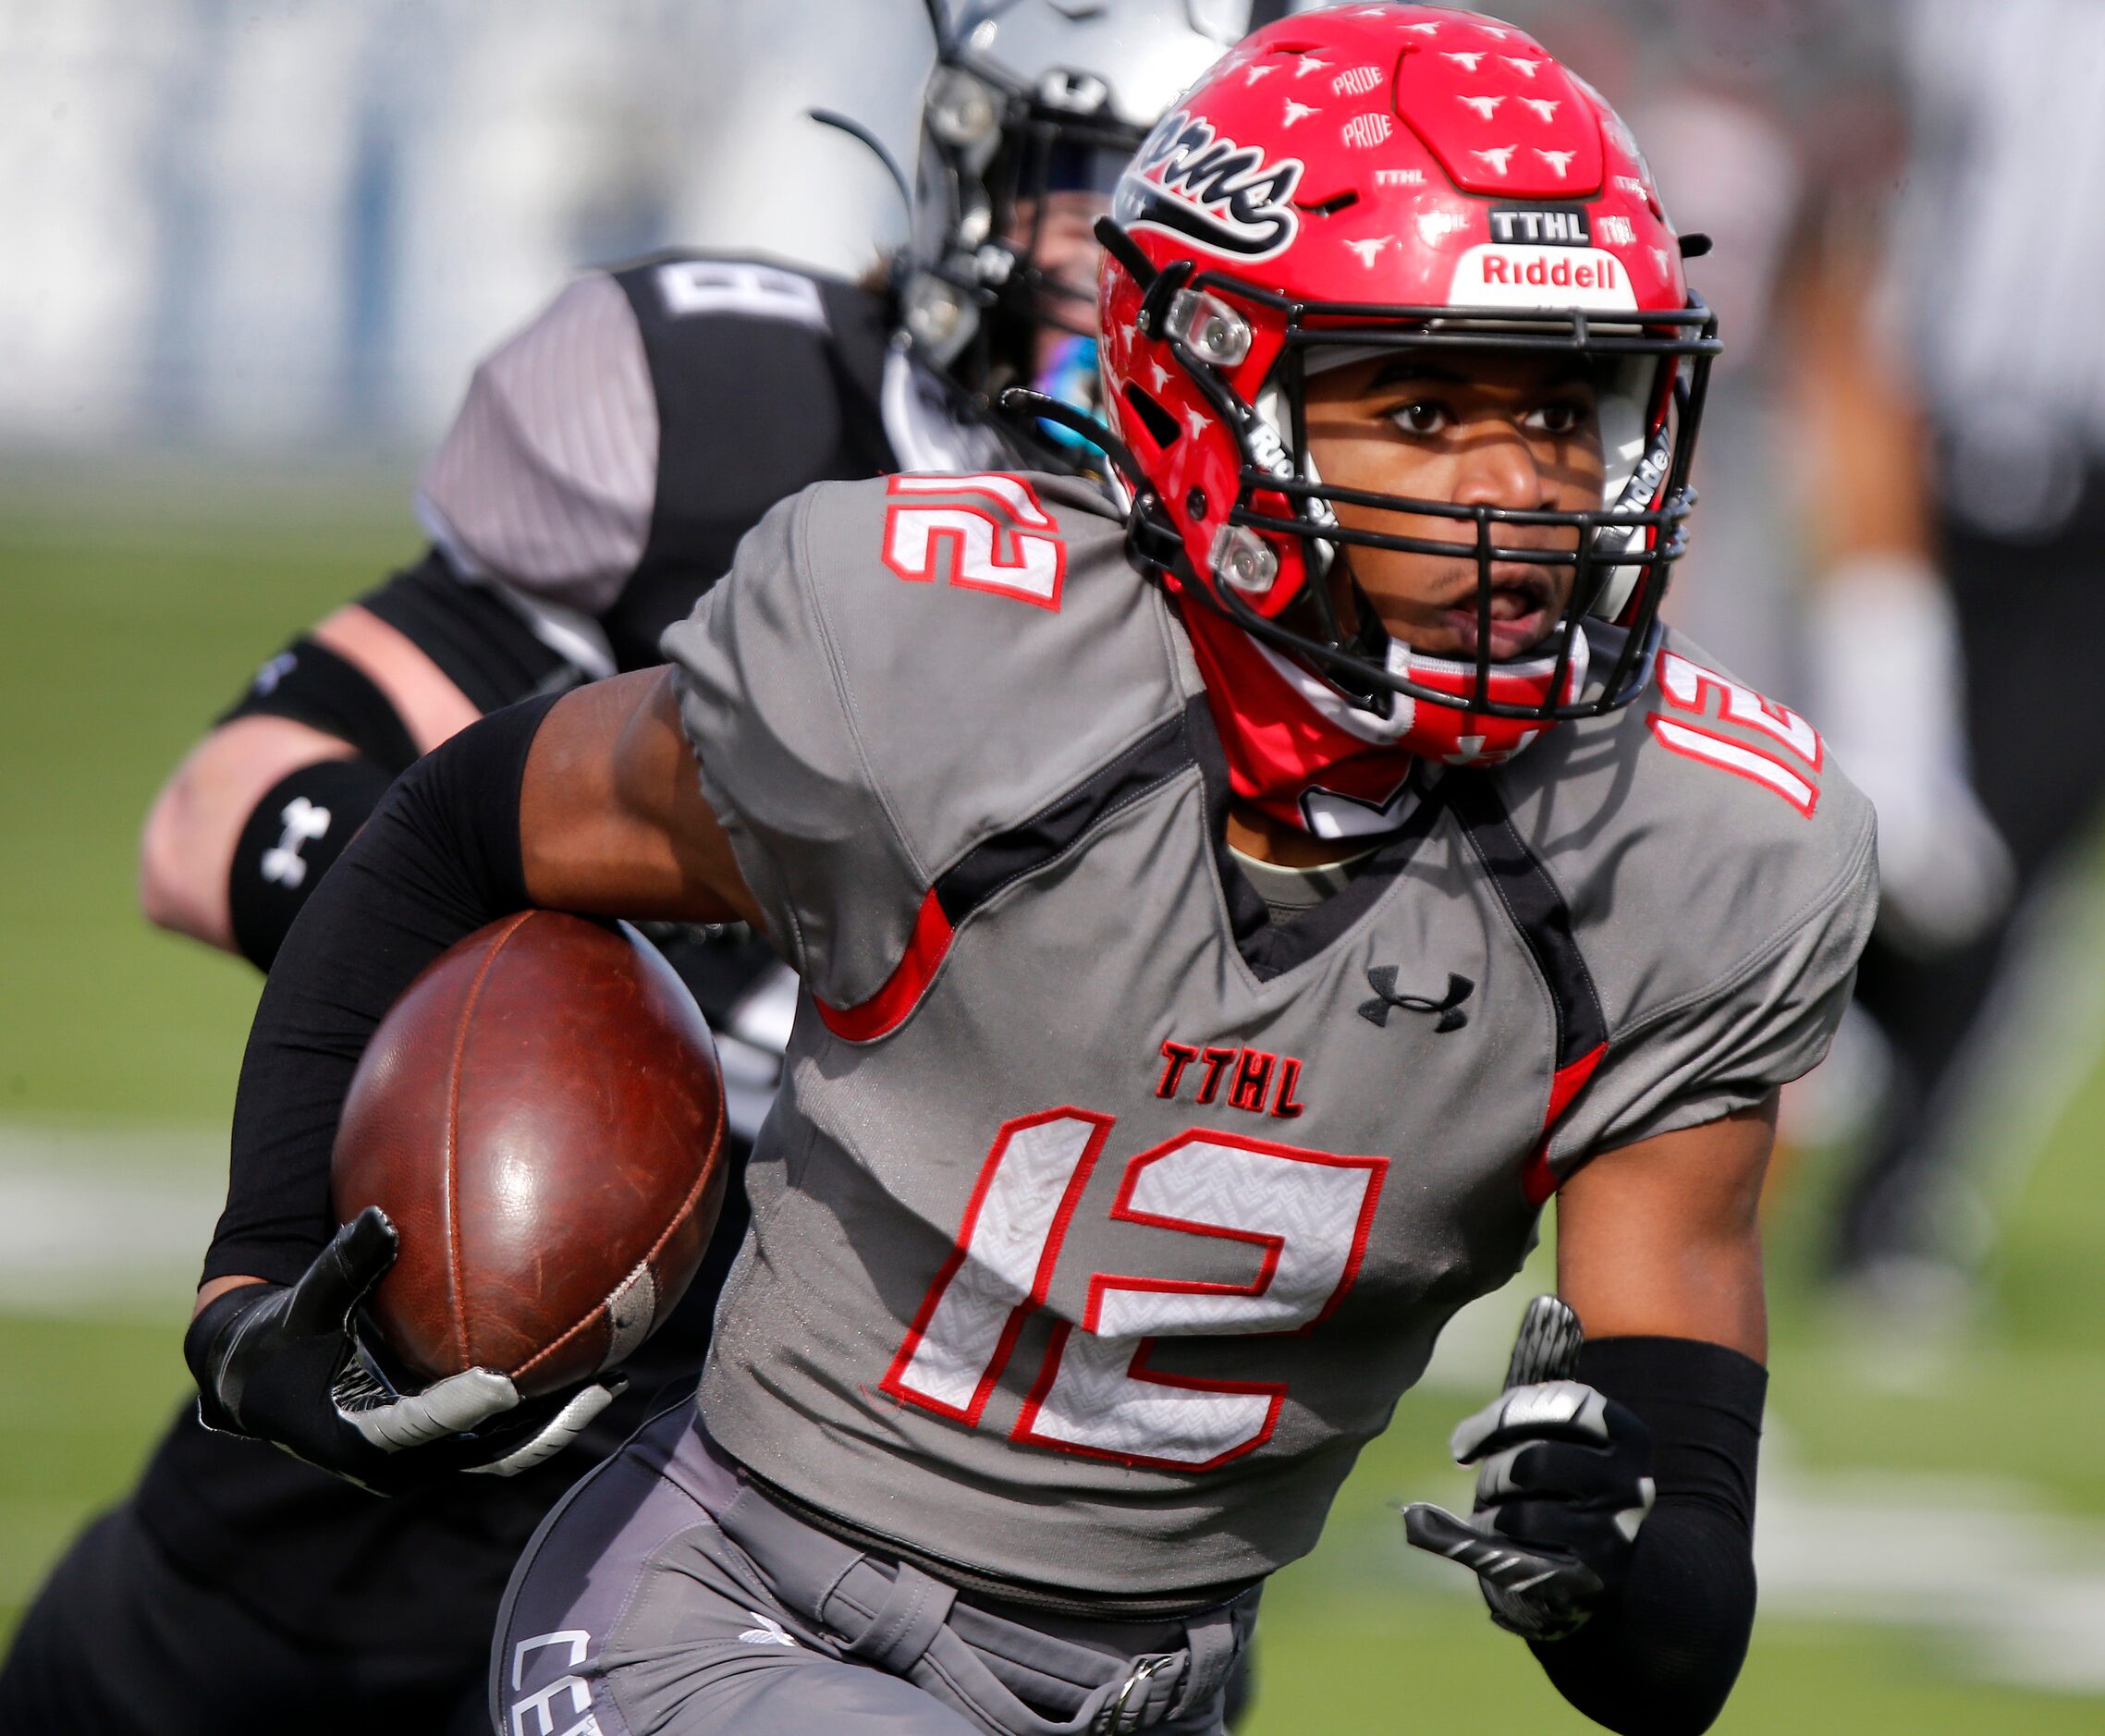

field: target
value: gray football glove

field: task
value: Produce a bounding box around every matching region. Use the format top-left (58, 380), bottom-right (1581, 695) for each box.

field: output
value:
top-left (186, 1207), bottom-right (619, 1495)
top-left (1403, 1296), bottom-right (1654, 1640)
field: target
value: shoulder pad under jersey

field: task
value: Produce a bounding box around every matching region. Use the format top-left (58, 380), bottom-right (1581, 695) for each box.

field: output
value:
top-left (663, 471), bottom-right (1193, 1013)
top-left (418, 254), bottom-right (895, 637)
top-left (1485, 630), bottom-right (1879, 1173)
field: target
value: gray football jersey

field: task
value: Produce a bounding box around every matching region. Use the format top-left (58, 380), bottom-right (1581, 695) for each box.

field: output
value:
top-left (662, 471), bottom-right (1876, 1597)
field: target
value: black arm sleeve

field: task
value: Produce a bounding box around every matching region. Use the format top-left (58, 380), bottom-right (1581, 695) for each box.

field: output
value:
top-left (1529, 1337), bottom-right (1767, 1736)
top-left (202, 694), bottom-right (562, 1288)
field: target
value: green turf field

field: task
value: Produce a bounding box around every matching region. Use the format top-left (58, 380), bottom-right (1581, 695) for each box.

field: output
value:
top-left (3, 464), bottom-right (2102, 1729)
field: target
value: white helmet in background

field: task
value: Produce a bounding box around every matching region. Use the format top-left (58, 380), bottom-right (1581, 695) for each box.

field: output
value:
top-left (900, 0), bottom-right (1270, 389)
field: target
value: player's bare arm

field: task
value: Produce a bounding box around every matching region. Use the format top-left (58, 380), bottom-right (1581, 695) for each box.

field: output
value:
top-left (517, 667), bottom-right (756, 926)
top-left (1559, 1095), bottom-right (1775, 1359)
top-left (141, 716), bottom-right (355, 948)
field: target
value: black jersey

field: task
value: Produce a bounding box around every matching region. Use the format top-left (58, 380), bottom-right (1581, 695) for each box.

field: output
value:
top-left (379, 251), bottom-right (999, 690)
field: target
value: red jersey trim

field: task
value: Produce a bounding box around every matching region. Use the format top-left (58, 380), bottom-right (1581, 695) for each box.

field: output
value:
top-left (1520, 1041), bottom-right (1608, 1206)
top-left (814, 887), bottom-right (953, 1043)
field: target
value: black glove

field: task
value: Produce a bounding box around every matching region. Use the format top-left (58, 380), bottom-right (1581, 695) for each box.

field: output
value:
top-left (1403, 1296), bottom-right (1654, 1640)
top-left (185, 1207), bottom-right (620, 1496)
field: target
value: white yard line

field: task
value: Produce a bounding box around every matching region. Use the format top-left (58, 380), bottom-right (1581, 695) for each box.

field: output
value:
top-left (0, 1125), bottom-right (224, 1317)
top-left (1756, 1467), bottom-right (2105, 1693)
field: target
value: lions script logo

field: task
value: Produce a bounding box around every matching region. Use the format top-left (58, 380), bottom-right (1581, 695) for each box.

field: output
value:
top-left (1115, 109), bottom-right (1302, 261)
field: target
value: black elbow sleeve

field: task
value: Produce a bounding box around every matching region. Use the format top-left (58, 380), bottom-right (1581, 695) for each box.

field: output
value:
top-left (1528, 1337), bottom-right (1767, 1736)
top-left (218, 636), bottom-right (422, 774)
top-left (227, 756), bottom-right (396, 969)
top-left (205, 695), bottom-right (559, 1289)
top-left (216, 632), bottom-right (433, 969)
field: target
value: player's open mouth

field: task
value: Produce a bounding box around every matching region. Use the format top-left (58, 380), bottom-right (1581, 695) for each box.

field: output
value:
top-left (1439, 574), bottom-right (1558, 660)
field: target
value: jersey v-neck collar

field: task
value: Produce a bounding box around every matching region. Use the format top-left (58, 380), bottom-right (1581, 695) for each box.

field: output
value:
top-left (1185, 700), bottom-right (1450, 982)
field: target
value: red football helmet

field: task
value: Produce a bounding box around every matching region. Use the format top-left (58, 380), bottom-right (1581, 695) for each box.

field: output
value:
top-left (1095, 4), bottom-right (1720, 814)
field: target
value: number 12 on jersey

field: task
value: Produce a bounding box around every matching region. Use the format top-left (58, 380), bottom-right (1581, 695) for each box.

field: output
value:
top-left (881, 473), bottom-right (1068, 610)
top-left (882, 1108), bottom-right (1387, 1470)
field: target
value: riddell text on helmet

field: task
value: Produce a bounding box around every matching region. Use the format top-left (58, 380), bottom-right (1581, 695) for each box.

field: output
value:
top-left (1452, 243), bottom-right (1638, 312)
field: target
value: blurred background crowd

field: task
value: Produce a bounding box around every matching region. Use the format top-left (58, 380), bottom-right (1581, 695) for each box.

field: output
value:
top-left (5, 1), bottom-right (2105, 1729)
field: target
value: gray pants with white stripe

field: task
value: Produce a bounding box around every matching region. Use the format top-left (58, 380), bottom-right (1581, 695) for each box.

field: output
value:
top-left (490, 1406), bottom-right (1257, 1736)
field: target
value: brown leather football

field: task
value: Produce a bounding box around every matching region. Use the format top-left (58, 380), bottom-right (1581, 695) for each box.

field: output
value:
top-left (331, 911), bottom-right (727, 1400)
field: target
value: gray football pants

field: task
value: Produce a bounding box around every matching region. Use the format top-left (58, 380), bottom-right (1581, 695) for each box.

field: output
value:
top-left (491, 1405), bottom-right (1257, 1735)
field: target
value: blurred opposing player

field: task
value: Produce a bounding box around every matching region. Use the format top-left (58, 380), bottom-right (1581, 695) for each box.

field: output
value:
top-left (183, 10), bottom-right (1875, 1733)
top-left (0, 8), bottom-right (1254, 1735)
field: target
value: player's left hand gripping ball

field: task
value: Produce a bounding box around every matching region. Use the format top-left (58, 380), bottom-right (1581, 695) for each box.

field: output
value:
top-left (184, 1208), bottom-right (618, 1496)
top-left (1404, 1300), bottom-right (1656, 1640)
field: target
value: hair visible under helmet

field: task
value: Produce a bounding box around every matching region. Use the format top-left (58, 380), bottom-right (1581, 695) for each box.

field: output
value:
top-left (900, 0), bottom-right (1267, 421)
top-left (1095, 4), bottom-right (1721, 836)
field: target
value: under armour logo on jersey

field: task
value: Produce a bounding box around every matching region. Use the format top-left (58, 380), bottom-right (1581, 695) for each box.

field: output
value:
top-left (1358, 967), bottom-right (1473, 1032)
top-left (251, 650), bottom-right (298, 695)
top-left (260, 797), bottom-right (332, 888)
top-left (738, 1611), bottom-right (801, 1648)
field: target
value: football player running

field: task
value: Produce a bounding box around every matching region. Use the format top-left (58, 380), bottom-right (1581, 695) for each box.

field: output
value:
top-left (0, 8), bottom-right (1255, 1736)
top-left (180, 9), bottom-right (1873, 1735)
